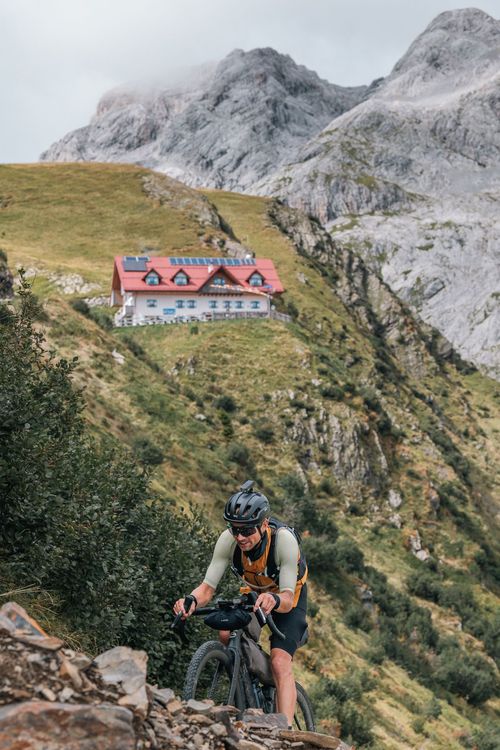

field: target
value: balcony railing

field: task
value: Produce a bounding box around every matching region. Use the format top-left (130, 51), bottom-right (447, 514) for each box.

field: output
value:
top-left (113, 308), bottom-right (291, 328)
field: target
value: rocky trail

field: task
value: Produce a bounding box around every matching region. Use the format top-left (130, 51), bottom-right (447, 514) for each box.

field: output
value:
top-left (0, 602), bottom-right (351, 750)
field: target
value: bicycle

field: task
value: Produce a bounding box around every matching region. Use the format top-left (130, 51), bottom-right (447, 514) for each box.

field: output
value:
top-left (172, 592), bottom-right (315, 731)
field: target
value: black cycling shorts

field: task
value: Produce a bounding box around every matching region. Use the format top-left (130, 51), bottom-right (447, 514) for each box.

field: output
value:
top-left (270, 584), bottom-right (308, 657)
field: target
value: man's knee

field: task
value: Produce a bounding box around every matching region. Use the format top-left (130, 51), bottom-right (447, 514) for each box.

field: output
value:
top-left (271, 649), bottom-right (293, 679)
top-left (219, 630), bottom-right (230, 646)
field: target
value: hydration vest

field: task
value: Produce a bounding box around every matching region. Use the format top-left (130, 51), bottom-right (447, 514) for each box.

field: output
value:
top-left (231, 517), bottom-right (308, 608)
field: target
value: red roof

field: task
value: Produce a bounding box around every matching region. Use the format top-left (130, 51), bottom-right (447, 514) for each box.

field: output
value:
top-left (112, 256), bottom-right (285, 294)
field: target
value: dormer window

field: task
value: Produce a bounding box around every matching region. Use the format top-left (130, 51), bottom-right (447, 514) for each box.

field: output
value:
top-left (145, 271), bottom-right (160, 285)
top-left (174, 271), bottom-right (189, 286)
top-left (249, 272), bottom-right (264, 286)
top-left (213, 276), bottom-right (225, 286)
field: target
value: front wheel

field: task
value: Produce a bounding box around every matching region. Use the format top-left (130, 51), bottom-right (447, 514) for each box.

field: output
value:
top-left (183, 640), bottom-right (244, 708)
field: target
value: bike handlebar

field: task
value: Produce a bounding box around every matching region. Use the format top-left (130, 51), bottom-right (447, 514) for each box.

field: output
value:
top-left (171, 594), bottom-right (286, 642)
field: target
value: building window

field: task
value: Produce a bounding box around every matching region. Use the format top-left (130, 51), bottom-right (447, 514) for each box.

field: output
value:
top-left (174, 271), bottom-right (188, 285)
top-left (249, 272), bottom-right (264, 286)
top-left (224, 300), bottom-right (231, 310)
top-left (251, 300), bottom-right (260, 309)
top-left (145, 272), bottom-right (160, 285)
top-left (187, 300), bottom-right (196, 309)
top-left (146, 299), bottom-right (158, 308)
top-left (209, 300), bottom-right (217, 309)
top-left (176, 300), bottom-right (185, 309)
top-left (213, 276), bottom-right (225, 286)
top-left (235, 300), bottom-right (243, 309)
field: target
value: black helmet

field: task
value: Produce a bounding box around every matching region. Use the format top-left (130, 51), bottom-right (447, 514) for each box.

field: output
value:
top-left (224, 480), bottom-right (270, 526)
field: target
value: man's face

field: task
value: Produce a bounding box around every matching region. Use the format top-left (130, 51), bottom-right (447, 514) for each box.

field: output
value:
top-left (231, 519), bottom-right (268, 552)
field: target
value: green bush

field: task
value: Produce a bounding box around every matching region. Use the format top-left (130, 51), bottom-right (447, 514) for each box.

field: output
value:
top-left (219, 410), bottom-right (234, 439)
top-left (317, 477), bottom-right (334, 496)
top-left (460, 722), bottom-right (500, 750)
top-left (302, 537), bottom-right (338, 574)
top-left (122, 335), bottom-right (146, 359)
top-left (360, 387), bottom-right (382, 413)
top-left (320, 385), bottom-right (344, 400)
top-left (434, 647), bottom-right (498, 705)
top-left (226, 442), bottom-right (252, 467)
top-left (132, 436), bottom-right (165, 466)
top-left (0, 282), bottom-right (217, 688)
top-left (310, 672), bottom-right (375, 747)
top-left (89, 307), bottom-right (113, 331)
top-left (70, 298), bottom-right (90, 316)
top-left (424, 696), bottom-right (441, 719)
top-left (215, 394), bottom-right (237, 412)
top-left (254, 423), bottom-right (275, 443)
top-left (344, 604), bottom-right (372, 632)
top-left (407, 569), bottom-right (443, 603)
top-left (333, 538), bottom-right (365, 573)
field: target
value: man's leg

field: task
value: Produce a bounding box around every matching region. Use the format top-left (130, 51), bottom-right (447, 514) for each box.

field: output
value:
top-left (219, 630), bottom-right (230, 646)
top-left (270, 647), bottom-right (296, 727)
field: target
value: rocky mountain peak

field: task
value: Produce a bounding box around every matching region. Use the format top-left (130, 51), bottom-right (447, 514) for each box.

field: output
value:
top-left (388, 7), bottom-right (499, 90)
top-left (41, 47), bottom-right (366, 189)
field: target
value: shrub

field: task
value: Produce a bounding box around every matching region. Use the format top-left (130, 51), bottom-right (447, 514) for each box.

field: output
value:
top-left (344, 604), bottom-right (372, 632)
top-left (360, 387), bottom-right (382, 413)
top-left (219, 410), bottom-right (234, 439)
top-left (317, 477), bottom-right (334, 496)
top-left (434, 647), bottom-right (498, 705)
top-left (407, 569), bottom-right (443, 603)
top-left (302, 537), bottom-right (338, 574)
top-left (132, 436), bottom-right (165, 467)
top-left (89, 307), bottom-right (113, 331)
top-left (215, 394), bottom-right (237, 413)
top-left (310, 673), bottom-right (375, 748)
top-left (333, 538), bottom-right (365, 573)
top-left (70, 298), bottom-right (90, 316)
top-left (0, 281), bottom-right (216, 689)
top-left (286, 300), bottom-right (299, 319)
top-left (122, 335), bottom-right (146, 359)
top-left (424, 696), bottom-right (441, 720)
top-left (320, 385), bottom-right (344, 400)
top-left (460, 722), bottom-right (500, 750)
top-left (254, 424), bottom-right (275, 444)
top-left (226, 442), bottom-right (252, 467)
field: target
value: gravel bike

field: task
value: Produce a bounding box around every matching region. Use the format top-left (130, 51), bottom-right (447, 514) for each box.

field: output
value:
top-left (172, 593), bottom-right (315, 731)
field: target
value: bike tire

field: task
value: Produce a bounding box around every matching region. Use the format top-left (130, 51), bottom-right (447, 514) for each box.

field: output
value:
top-left (183, 640), bottom-right (245, 709)
top-left (294, 682), bottom-right (315, 732)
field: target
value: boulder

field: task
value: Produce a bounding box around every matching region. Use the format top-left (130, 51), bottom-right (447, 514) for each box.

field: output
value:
top-left (0, 701), bottom-right (135, 750)
top-left (93, 646), bottom-right (149, 718)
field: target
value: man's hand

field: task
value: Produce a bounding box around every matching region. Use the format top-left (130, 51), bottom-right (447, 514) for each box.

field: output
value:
top-left (173, 596), bottom-right (196, 620)
top-left (254, 592), bottom-right (278, 616)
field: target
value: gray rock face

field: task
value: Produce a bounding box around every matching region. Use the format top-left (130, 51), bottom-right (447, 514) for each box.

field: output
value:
top-left (257, 9), bottom-right (500, 378)
top-left (41, 48), bottom-right (366, 191)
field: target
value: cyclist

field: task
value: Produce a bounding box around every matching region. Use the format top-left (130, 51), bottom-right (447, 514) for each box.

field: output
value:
top-left (173, 481), bottom-right (308, 728)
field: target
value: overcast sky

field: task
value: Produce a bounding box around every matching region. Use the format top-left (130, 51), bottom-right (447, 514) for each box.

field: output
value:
top-left (1, 0), bottom-right (498, 163)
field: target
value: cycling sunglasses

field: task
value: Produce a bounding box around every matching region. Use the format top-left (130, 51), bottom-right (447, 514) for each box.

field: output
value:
top-left (227, 524), bottom-right (259, 537)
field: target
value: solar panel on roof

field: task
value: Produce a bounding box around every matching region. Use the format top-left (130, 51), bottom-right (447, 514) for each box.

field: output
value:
top-left (123, 256), bottom-right (149, 271)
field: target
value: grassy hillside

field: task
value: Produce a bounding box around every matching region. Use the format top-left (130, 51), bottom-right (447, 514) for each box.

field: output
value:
top-left (1, 163), bottom-right (499, 749)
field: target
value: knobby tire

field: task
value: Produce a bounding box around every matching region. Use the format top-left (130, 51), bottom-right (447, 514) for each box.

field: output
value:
top-left (294, 682), bottom-right (315, 731)
top-left (183, 640), bottom-right (244, 709)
